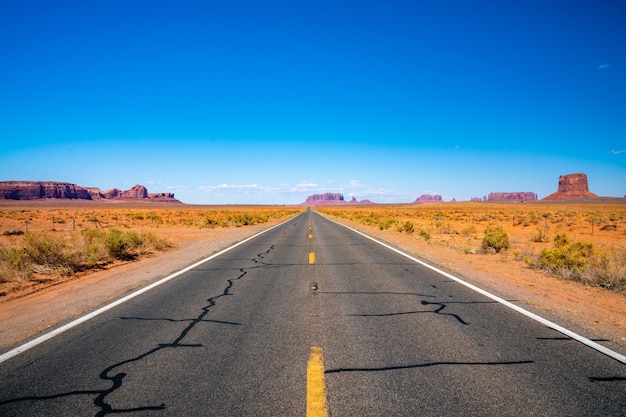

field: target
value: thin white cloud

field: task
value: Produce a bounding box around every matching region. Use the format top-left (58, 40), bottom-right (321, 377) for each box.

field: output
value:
top-left (174, 179), bottom-right (415, 204)
top-left (290, 181), bottom-right (320, 192)
top-left (198, 183), bottom-right (261, 192)
top-left (597, 63), bottom-right (611, 70)
top-left (609, 150), bottom-right (625, 155)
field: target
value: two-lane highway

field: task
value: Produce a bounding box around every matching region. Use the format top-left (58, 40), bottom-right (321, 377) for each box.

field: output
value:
top-left (1, 210), bottom-right (624, 416)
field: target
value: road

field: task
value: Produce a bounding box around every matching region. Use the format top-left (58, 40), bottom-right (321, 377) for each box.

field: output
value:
top-left (0, 210), bottom-right (624, 416)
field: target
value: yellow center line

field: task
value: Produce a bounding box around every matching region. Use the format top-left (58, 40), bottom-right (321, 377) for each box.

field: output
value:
top-left (307, 346), bottom-right (328, 417)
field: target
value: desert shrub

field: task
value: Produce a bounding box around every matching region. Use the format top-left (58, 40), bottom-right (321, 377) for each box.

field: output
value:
top-left (201, 217), bottom-right (219, 228)
top-left (530, 228), bottom-right (548, 243)
top-left (600, 224), bottom-right (618, 231)
top-left (0, 246), bottom-right (33, 281)
top-left (461, 225), bottom-right (477, 237)
top-left (103, 228), bottom-right (149, 260)
top-left (139, 231), bottom-right (173, 252)
top-left (436, 222), bottom-right (458, 234)
top-left (230, 212), bottom-right (253, 227)
top-left (401, 221), bottom-right (415, 234)
top-left (379, 218), bottom-right (398, 230)
top-left (3, 229), bottom-right (25, 236)
top-left (23, 231), bottom-right (68, 267)
top-left (582, 247), bottom-right (626, 291)
top-left (539, 234), bottom-right (594, 273)
top-left (482, 226), bottom-right (510, 253)
top-left (527, 233), bottom-right (626, 293)
top-left (418, 229), bottom-right (431, 242)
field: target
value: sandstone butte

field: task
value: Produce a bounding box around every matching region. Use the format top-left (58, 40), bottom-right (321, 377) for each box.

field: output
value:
top-left (413, 194), bottom-right (444, 203)
top-left (302, 193), bottom-right (375, 206)
top-left (488, 192), bottom-right (538, 201)
top-left (543, 173), bottom-right (599, 201)
top-left (0, 181), bottom-right (181, 203)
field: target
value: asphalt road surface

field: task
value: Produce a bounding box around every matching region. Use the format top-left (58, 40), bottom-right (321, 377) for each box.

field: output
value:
top-left (0, 210), bottom-right (624, 416)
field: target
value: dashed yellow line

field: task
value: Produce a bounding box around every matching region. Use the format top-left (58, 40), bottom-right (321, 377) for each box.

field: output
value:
top-left (307, 346), bottom-right (328, 417)
top-left (309, 252), bottom-right (315, 264)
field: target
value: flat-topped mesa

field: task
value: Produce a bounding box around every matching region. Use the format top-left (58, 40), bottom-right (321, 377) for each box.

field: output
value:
top-left (488, 192), bottom-right (538, 201)
top-left (413, 194), bottom-right (443, 204)
top-left (305, 193), bottom-right (344, 203)
top-left (543, 173), bottom-right (599, 200)
top-left (0, 181), bottom-right (181, 203)
top-left (0, 181), bottom-right (91, 200)
top-left (302, 193), bottom-right (346, 206)
top-left (302, 193), bottom-right (375, 206)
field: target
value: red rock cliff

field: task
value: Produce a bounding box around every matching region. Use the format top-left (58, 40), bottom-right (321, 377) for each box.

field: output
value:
top-left (543, 173), bottom-right (598, 200)
top-left (413, 194), bottom-right (443, 203)
top-left (0, 181), bottom-right (181, 203)
top-left (302, 193), bottom-right (374, 206)
top-left (0, 181), bottom-right (91, 200)
top-left (488, 192), bottom-right (538, 201)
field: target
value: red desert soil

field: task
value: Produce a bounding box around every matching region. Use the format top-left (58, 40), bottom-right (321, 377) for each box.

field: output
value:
top-left (1, 210), bottom-right (625, 357)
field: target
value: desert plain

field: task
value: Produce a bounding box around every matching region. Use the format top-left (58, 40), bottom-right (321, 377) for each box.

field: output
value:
top-left (0, 199), bottom-right (625, 355)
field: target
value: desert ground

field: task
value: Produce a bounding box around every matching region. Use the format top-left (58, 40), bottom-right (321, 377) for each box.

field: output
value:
top-left (0, 200), bottom-right (625, 355)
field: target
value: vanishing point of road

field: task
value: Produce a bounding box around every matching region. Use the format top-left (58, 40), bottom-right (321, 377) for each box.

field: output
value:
top-left (1, 210), bottom-right (625, 416)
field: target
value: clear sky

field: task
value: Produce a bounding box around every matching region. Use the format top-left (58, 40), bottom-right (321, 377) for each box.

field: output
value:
top-left (1, 0), bottom-right (624, 204)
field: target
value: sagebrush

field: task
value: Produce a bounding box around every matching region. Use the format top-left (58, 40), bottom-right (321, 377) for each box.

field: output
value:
top-left (0, 229), bottom-right (172, 283)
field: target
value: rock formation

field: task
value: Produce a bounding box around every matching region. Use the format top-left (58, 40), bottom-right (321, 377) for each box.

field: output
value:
top-left (304, 193), bottom-right (345, 205)
top-left (0, 181), bottom-right (93, 200)
top-left (543, 173), bottom-right (598, 200)
top-left (302, 193), bottom-right (375, 206)
top-left (0, 181), bottom-right (181, 203)
top-left (488, 192), bottom-right (538, 201)
top-left (413, 194), bottom-right (443, 204)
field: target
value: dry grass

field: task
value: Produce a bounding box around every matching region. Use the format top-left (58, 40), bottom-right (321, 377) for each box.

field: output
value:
top-left (0, 203), bottom-right (304, 287)
top-left (317, 201), bottom-right (626, 293)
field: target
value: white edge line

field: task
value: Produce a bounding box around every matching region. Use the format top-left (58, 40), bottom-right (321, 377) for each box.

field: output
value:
top-left (322, 214), bottom-right (626, 365)
top-left (0, 214), bottom-right (303, 365)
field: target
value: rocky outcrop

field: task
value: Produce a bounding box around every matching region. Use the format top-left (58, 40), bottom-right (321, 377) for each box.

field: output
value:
top-left (0, 181), bottom-right (181, 203)
top-left (86, 185), bottom-right (148, 200)
top-left (0, 181), bottom-right (91, 200)
top-left (304, 193), bottom-right (344, 205)
top-left (543, 173), bottom-right (599, 200)
top-left (302, 193), bottom-right (375, 206)
top-left (488, 192), bottom-right (538, 201)
top-left (413, 194), bottom-right (443, 204)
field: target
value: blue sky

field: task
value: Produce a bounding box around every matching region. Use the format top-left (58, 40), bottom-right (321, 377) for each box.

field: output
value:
top-left (1, 0), bottom-right (624, 204)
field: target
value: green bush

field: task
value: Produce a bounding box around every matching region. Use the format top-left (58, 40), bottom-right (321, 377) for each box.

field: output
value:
top-left (482, 226), bottom-right (510, 253)
top-left (418, 229), bottom-right (431, 242)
